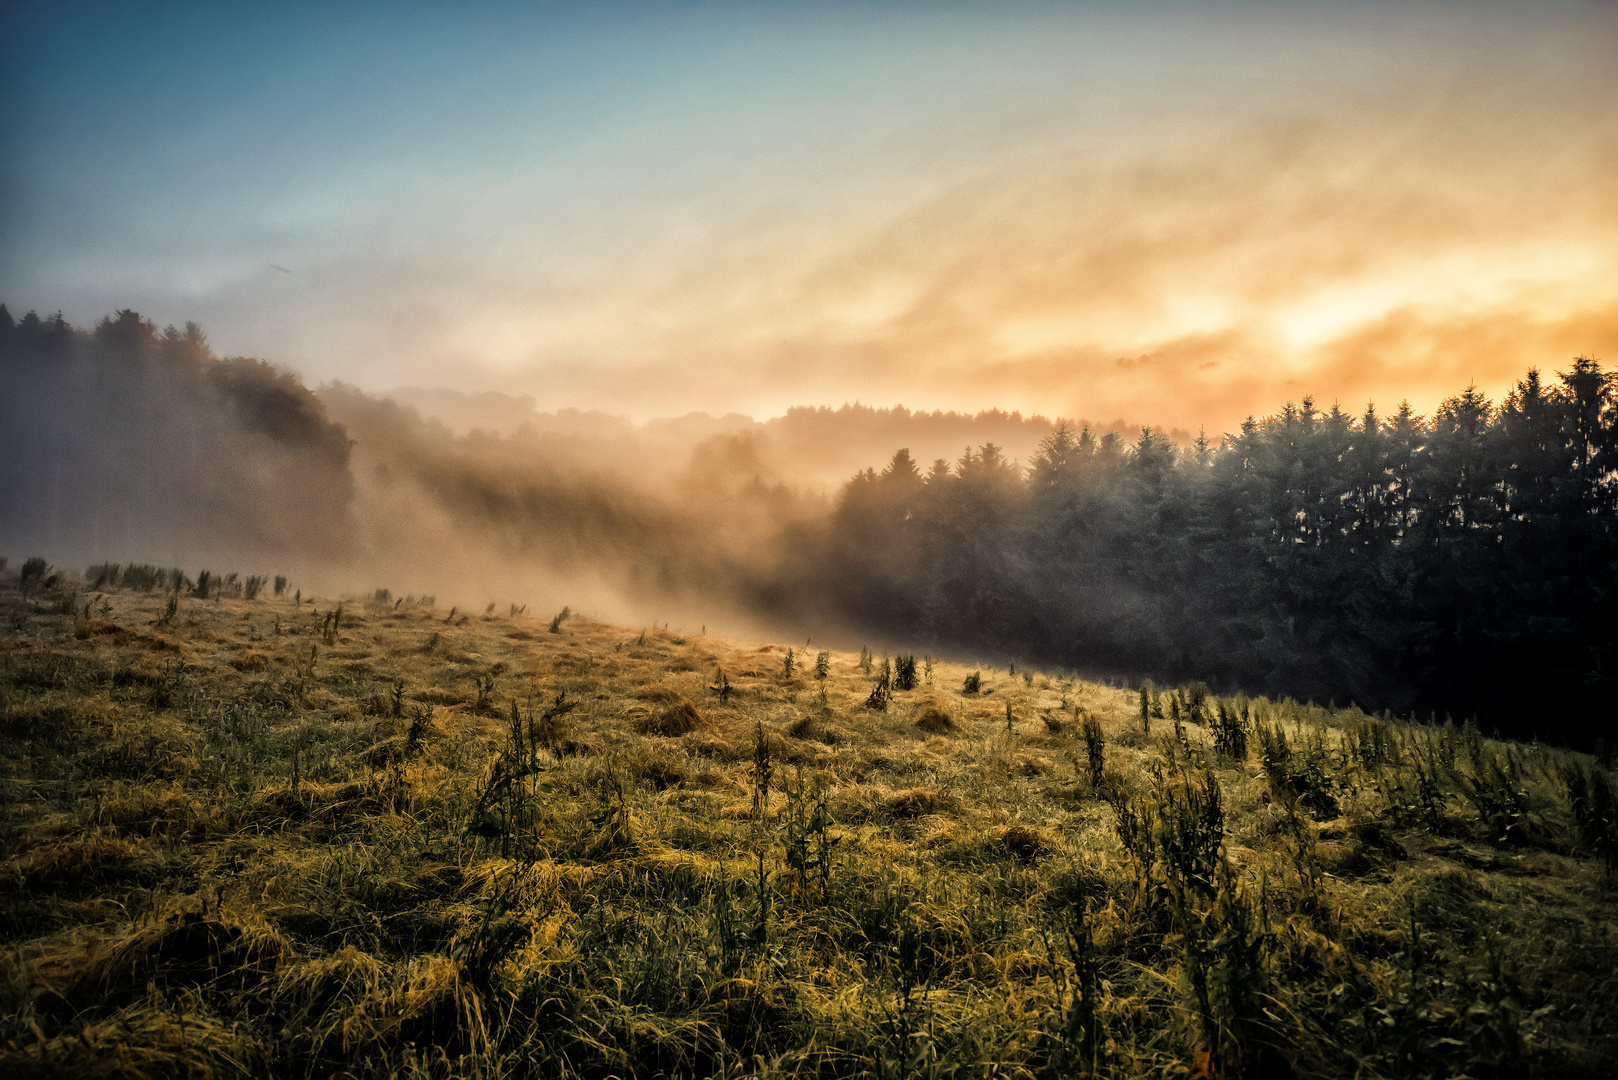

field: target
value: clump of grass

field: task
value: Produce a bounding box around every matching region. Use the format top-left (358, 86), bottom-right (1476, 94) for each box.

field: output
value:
top-left (962, 670), bottom-right (982, 694)
top-left (787, 713), bottom-right (838, 743)
top-left (915, 706), bottom-right (955, 734)
top-left (638, 697), bottom-right (705, 737)
top-left (884, 787), bottom-right (940, 818)
top-left (999, 823), bottom-right (1051, 862)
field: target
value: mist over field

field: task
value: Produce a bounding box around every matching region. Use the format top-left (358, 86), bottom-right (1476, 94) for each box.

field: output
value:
top-left (4, 306), bottom-right (1616, 741)
top-left (0, 306), bottom-right (1066, 619)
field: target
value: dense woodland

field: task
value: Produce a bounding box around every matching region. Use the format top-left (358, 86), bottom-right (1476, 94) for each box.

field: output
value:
top-left (4, 305), bottom-right (1615, 742)
top-left (802, 366), bottom-right (1618, 739)
top-left (0, 307), bottom-right (354, 563)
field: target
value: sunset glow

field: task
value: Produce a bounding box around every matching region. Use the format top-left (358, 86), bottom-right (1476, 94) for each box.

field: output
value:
top-left (3, 1), bottom-right (1615, 434)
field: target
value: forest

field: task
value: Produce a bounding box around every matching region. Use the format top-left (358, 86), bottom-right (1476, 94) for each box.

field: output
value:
top-left (3, 304), bottom-right (1614, 744)
top-left (795, 365), bottom-right (1618, 740)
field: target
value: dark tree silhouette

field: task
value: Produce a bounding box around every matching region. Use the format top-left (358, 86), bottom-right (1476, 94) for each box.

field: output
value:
top-left (798, 361), bottom-right (1618, 743)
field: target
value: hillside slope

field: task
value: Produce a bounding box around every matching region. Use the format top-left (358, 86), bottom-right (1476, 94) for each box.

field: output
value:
top-left (1, 562), bottom-right (1615, 1078)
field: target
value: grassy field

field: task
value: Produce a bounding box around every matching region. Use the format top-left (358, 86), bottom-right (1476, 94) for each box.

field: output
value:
top-left (2, 565), bottom-right (1615, 1079)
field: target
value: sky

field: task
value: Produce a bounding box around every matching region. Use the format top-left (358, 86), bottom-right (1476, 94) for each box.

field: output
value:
top-left (4, 0), bottom-right (1617, 437)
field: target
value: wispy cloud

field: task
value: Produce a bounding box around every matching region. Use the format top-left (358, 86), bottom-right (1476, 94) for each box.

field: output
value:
top-left (4, 2), bottom-right (1614, 435)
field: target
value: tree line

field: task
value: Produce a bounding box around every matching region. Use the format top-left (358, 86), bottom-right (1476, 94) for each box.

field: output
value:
top-left (0, 306), bottom-right (354, 564)
top-left (791, 363), bottom-right (1617, 740)
top-left (5, 304), bottom-right (1613, 741)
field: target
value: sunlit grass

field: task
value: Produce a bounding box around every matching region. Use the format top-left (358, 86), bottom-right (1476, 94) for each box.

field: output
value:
top-left (1, 566), bottom-right (1614, 1078)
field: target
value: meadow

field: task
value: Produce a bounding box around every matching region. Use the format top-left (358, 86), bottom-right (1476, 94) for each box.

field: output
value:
top-left (2, 561), bottom-right (1615, 1078)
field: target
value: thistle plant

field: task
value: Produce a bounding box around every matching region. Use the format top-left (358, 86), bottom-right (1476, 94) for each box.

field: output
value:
top-left (1081, 713), bottom-right (1105, 787)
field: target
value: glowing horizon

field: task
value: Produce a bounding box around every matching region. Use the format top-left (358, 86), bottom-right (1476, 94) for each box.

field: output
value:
top-left (3, 1), bottom-right (1615, 439)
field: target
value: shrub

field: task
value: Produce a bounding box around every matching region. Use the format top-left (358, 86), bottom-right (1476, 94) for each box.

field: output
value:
top-left (709, 667), bottom-right (734, 702)
top-left (1184, 681), bottom-right (1210, 726)
top-left (1080, 713), bottom-right (1105, 786)
top-left (1155, 770), bottom-right (1226, 895)
top-left (1109, 768), bottom-right (1225, 896)
top-left (20, 556), bottom-right (48, 596)
top-left (895, 654), bottom-right (917, 691)
top-left (751, 720), bottom-right (774, 819)
top-left (963, 671), bottom-right (982, 695)
top-left (1457, 745), bottom-right (1536, 847)
top-left (865, 661), bottom-right (892, 711)
top-left (781, 770), bottom-right (835, 896)
top-left (1213, 700), bottom-right (1249, 760)
top-left (1257, 719), bottom-right (1339, 818)
top-left (1565, 761), bottom-right (1618, 874)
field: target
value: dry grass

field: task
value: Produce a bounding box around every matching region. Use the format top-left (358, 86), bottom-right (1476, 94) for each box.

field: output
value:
top-left (0, 568), bottom-right (1615, 1078)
